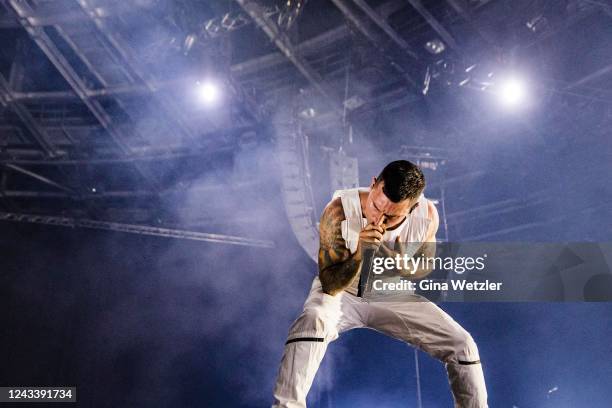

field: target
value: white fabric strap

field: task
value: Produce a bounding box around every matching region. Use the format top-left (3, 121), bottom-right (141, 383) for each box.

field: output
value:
top-left (332, 189), bottom-right (366, 254)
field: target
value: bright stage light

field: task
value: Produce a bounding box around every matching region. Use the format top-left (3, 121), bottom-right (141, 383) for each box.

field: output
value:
top-left (196, 81), bottom-right (219, 104)
top-left (498, 77), bottom-right (526, 107)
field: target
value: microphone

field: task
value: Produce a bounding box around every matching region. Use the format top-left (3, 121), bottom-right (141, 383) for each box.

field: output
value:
top-left (357, 217), bottom-right (386, 297)
top-left (357, 245), bottom-right (378, 297)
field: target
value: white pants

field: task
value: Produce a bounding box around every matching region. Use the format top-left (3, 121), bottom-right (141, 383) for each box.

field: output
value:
top-left (272, 277), bottom-right (488, 407)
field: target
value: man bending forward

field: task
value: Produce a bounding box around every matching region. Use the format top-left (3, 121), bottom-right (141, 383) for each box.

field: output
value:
top-left (272, 160), bottom-right (488, 407)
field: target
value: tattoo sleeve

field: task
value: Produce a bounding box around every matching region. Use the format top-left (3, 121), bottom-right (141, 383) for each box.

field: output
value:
top-left (317, 200), bottom-right (363, 295)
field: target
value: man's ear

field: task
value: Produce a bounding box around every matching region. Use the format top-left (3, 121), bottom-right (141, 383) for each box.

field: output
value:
top-left (370, 177), bottom-right (377, 188)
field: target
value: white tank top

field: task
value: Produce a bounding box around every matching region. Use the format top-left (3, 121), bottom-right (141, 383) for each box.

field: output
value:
top-left (331, 187), bottom-right (431, 296)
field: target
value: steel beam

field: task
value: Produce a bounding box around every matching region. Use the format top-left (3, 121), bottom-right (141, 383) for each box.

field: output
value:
top-left (9, 79), bottom-right (193, 101)
top-left (0, 211), bottom-right (276, 248)
top-left (4, 0), bottom-right (165, 193)
top-left (6, 0), bottom-right (133, 154)
top-left (75, 0), bottom-right (263, 124)
top-left (231, 25), bottom-right (350, 76)
top-left (0, 169), bottom-right (19, 212)
top-left (235, 0), bottom-right (341, 111)
top-left (5, 23), bottom-right (383, 105)
top-left (12, 88), bottom-right (136, 101)
top-left (331, 0), bottom-right (418, 87)
top-left (566, 64), bottom-right (612, 90)
top-left (74, 0), bottom-right (204, 140)
top-left (445, 0), bottom-right (472, 21)
top-left (405, 0), bottom-right (459, 51)
top-left (0, 1), bottom-right (154, 28)
top-left (2, 163), bottom-right (76, 194)
top-left (350, 0), bottom-right (419, 59)
top-left (444, 0), bottom-right (497, 47)
top-left (1, 190), bottom-right (152, 198)
top-left (0, 73), bottom-right (58, 157)
top-left (232, 0), bottom-right (405, 77)
top-left (0, 151), bottom-right (212, 166)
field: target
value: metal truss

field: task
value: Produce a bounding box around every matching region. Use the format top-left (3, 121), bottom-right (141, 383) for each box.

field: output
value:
top-left (0, 211), bottom-right (275, 248)
top-left (236, 0), bottom-right (341, 111)
top-left (5, 0), bottom-right (137, 154)
top-left (2, 163), bottom-right (75, 194)
top-left (231, 25), bottom-right (350, 77)
top-left (1, 0), bottom-right (208, 194)
top-left (330, 0), bottom-right (418, 87)
top-left (405, 0), bottom-right (459, 51)
top-left (351, 0), bottom-right (419, 59)
top-left (73, 0), bottom-right (198, 143)
top-left (2, 0), bottom-right (606, 248)
top-left (0, 1), bottom-right (153, 28)
top-left (444, 0), bottom-right (497, 46)
top-left (8, 0), bottom-right (196, 150)
top-left (0, 72), bottom-right (58, 157)
top-left (3, 0), bottom-right (265, 146)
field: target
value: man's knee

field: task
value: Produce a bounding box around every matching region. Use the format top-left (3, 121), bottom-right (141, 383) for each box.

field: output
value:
top-left (287, 307), bottom-right (338, 341)
top-left (450, 327), bottom-right (481, 364)
top-left (444, 330), bottom-right (488, 406)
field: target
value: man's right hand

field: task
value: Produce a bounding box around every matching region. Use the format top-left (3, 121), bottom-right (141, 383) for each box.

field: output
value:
top-left (358, 219), bottom-right (386, 252)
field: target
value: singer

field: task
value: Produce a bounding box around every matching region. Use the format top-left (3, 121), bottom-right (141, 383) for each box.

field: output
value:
top-left (271, 160), bottom-right (488, 407)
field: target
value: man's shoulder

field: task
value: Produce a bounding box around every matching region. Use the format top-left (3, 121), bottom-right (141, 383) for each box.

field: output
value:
top-left (320, 197), bottom-right (345, 223)
top-left (424, 198), bottom-right (439, 222)
top-left (423, 198), bottom-right (439, 239)
top-left (318, 197), bottom-right (350, 252)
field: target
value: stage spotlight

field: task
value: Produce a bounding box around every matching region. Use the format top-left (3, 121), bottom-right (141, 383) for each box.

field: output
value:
top-left (498, 77), bottom-right (526, 107)
top-left (196, 81), bottom-right (220, 105)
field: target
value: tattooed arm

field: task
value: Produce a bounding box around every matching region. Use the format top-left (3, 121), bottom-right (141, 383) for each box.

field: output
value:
top-left (318, 198), bottom-right (360, 296)
top-left (318, 198), bottom-right (386, 296)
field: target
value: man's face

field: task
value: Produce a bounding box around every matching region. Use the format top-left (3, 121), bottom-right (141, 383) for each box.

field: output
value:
top-left (364, 178), bottom-right (420, 229)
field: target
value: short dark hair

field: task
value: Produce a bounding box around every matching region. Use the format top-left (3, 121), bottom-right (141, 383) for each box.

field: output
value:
top-left (376, 160), bottom-right (425, 202)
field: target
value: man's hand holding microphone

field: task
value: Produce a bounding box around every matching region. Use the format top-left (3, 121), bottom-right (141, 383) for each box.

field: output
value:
top-left (355, 217), bottom-right (387, 297)
top-left (357, 216), bottom-right (387, 254)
